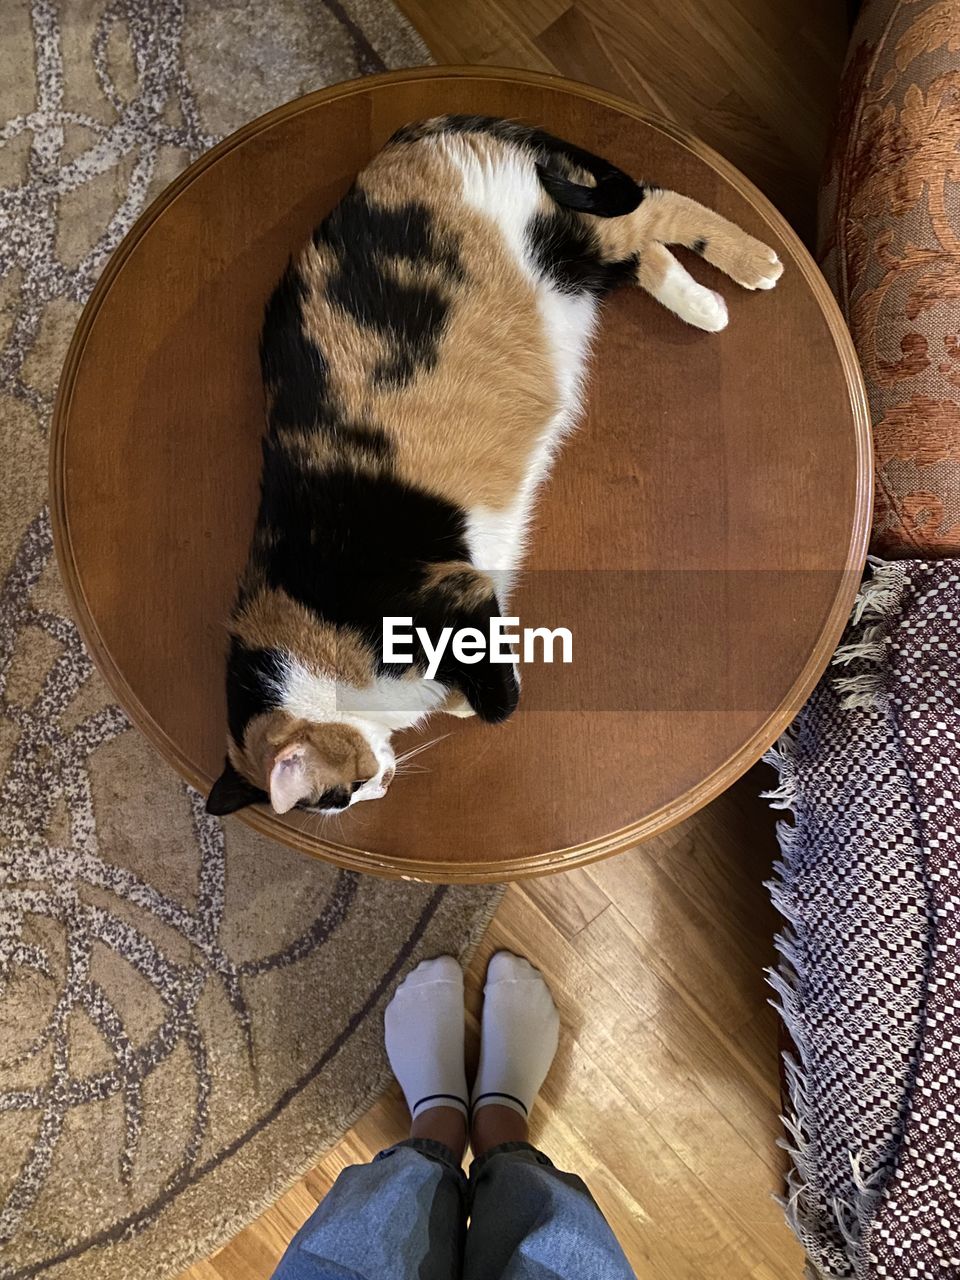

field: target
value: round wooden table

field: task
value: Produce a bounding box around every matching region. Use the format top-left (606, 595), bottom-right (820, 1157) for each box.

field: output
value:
top-left (50, 67), bottom-right (871, 883)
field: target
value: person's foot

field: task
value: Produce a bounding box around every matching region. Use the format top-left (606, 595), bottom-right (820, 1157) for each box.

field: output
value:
top-left (385, 956), bottom-right (469, 1159)
top-left (470, 952), bottom-right (560, 1155)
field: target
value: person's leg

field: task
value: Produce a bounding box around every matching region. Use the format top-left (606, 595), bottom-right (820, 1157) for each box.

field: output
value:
top-left (464, 953), bottom-right (636, 1280)
top-left (466, 1137), bottom-right (637, 1280)
top-left (271, 1137), bottom-right (465, 1280)
top-left (270, 957), bottom-right (471, 1280)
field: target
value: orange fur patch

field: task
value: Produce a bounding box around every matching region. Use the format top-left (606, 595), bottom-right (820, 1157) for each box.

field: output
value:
top-left (292, 134), bottom-right (560, 512)
top-left (230, 710), bottom-right (377, 794)
top-left (232, 586), bottom-right (375, 687)
top-left (418, 559), bottom-right (496, 611)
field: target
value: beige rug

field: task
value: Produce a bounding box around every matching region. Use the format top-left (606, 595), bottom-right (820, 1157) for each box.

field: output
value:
top-left (0, 4), bottom-right (501, 1278)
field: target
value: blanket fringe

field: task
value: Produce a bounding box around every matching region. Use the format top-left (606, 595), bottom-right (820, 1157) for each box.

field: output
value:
top-left (833, 624), bottom-right (886, 667)
top-left (834, 671), bottom-right (885, 712)
top-left (850, 556), bottom-right (906, 626)
top-left (763, 567), bottom-right (905, 1277)
top-left (830, 561), bottom-right (906, 710)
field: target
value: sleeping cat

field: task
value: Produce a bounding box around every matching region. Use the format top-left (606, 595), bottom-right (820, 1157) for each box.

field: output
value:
top-left (206, 114), bottom-right (783, 818)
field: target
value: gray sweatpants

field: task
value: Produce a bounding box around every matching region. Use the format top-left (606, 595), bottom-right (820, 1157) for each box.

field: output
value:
top-left (270, 1138), bottom-right (637, 1280)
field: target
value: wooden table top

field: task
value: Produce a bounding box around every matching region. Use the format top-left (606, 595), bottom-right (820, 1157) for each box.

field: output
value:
top-left (50, 66), bottom-right (871, 883)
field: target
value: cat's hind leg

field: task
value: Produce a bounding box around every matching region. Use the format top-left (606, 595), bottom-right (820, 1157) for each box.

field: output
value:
top-left (642, 190), bottom-right (783, 292)
top-left (637, 241), bottom-right (729, 332)
top-left (584, 187), bottom-right (782, 327)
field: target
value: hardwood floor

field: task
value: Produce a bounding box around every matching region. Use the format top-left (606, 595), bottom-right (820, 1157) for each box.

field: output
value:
top-left (183, 3), bottom-right (850, 1276)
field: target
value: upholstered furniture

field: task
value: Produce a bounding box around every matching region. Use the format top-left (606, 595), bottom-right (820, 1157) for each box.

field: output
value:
top-left (819, 0), bottom-right (960, 556)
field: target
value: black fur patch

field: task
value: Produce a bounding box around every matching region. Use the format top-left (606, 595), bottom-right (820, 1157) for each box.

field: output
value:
top-left (692, 237), bottom-right (707, 256)
top-left (316, 188), bottom-right (461, 277)
top-left (274, 417), bottom-right (393, 462)
top-left (442, 648), bottom-right (520, 723)
top-left (259, 254), bottom-right (398, 457)
top-left (327, 420), bottom-right (393, 459)
top-left (527, 210), bottom-right (638, 296)
top-left (207, 758), bottom-right (268, 816)
top-left (326, 266), bottom-right (448, 367)
top-left (254, 440), bottom-right (472, 634)
top-left (315, 189), bottom-right (461, 387)
top-left (259, 264), bottom-right (328, 430)
top-left (316, 787), bottom-right (350, 810)
top-left (415, 589), bottom-right (521, 723)
top-left (225, 639), bottom-right (284, 745)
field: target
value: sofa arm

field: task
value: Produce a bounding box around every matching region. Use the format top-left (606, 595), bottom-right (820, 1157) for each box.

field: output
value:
top-left (819, 0), bottom-right (960, 557)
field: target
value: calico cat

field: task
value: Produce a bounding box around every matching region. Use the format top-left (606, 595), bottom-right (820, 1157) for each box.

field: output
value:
top-left (207, 114), bottom-right (783, 818)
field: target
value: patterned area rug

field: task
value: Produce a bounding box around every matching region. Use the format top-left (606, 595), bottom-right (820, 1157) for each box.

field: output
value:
top-left (0, 5), bottom-right (501, 1280)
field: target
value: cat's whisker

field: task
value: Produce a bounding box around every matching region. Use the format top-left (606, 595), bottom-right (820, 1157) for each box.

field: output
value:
top-left (394, 733), bottom-right (450, 766)
top-left (345, 805), bottom-right (371, 834)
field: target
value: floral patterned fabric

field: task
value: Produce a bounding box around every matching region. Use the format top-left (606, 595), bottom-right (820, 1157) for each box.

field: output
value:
top-left (818, 0), bottom-right (960, 557)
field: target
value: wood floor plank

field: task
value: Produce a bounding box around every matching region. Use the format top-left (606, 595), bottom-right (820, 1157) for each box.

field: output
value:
top-left (395, 0), bottom-right (556, 71)
top-left (576, 903), bottom-right (784, 1159)
top-left (520, 863), bottom-right (611, 939)
top-left (535, 7), bottom-right (640, 103)
top-left (588, 850), bottom-right (767, 1035)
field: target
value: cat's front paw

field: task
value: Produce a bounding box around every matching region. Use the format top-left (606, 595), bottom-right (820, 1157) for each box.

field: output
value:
top-left (444, 696), bottom-right (477, 718)
top-left (734, 239), bottom-right (783, 291)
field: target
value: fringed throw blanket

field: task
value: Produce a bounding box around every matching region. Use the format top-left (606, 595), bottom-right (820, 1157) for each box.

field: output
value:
top-left (765, 559), bottom-right (960, 1278)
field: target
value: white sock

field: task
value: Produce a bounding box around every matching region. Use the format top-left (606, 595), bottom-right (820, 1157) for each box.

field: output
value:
top-left (471, 952), bottom-right (560, 1121)
top-left (384, 955), bottom-right (468, 1120)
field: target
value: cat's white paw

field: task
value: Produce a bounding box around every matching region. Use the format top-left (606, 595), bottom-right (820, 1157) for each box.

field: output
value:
top-left (653, 250), bottom-right (729, 332)
top-left (685, 287), bottom-right (728, 332)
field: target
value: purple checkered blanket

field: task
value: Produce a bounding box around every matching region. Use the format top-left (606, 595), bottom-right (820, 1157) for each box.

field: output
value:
top-left (765, 559), bottom-right (960, 1278)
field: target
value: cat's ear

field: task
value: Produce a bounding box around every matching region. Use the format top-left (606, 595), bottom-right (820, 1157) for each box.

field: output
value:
top-left (268, 742), bottom-right (313, 814)
top-left (418, 562), bottom-right (521, 725)
top-left (206, 757), bottom-right (268, 815)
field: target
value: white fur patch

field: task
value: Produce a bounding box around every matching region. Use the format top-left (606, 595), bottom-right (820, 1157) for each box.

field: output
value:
top-left (466, 497), bottom-right (530, 582)
top-left (465, 399), bottom-right (579, 585)
top-left (274, 654), bottom-right (338, 721)
top-left (279, 654), bottom-right (447, 732)
top-left (536, 286), bottom-right (598, 404)
top-left (443, 135), bottom-right (543, 283)
top-left (656, 254), bottom-right (728, 331)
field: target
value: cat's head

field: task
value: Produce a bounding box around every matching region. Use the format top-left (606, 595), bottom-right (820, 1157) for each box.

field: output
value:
top-left (205, 631), bottom-right (397, 817)
top-left (206, 694), bottom-right (389, 817)
top-left (206, 565), bottom-right (519, 817)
